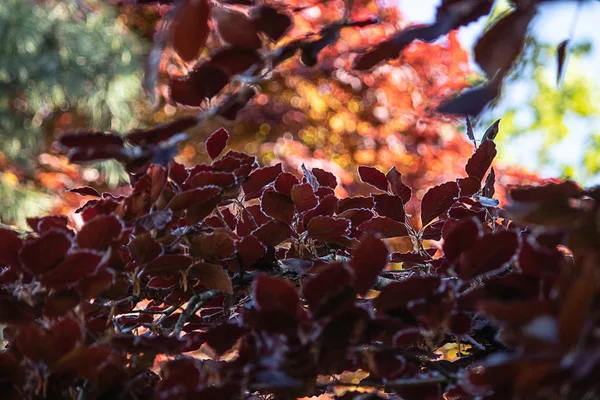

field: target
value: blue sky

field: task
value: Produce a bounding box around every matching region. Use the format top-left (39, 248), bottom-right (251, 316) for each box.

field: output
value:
top-left (398, 0), bottom-right (600, 183)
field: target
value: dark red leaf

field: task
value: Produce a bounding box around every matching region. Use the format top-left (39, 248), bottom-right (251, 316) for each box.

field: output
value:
top-left (358, 166), bottom-right (388, 192)
top-left (203, 323), bottom-right (248, 355)
top-left (474, 7), bottom-right (536, 78)
top-left (57, 131), bottom-right (124, 150)
top-left (274, 172), bottom-right (299, 196)
top-left (449, 311), bottom-right (472, 335)
top-left (510, 180), bottom-right (582, 203)
top-left (358, 217), bottom-right (409, 238)
top-left (170, 65), bottom-right (230, 106)
top-left (167, 186), bottom-right (221, 212)
top-left (557, 39), bottom-right (569, 85)
top-left (237, 235), bottom-right (266, 269)
top-left (457, 230), bottom-right (519, 280)
top-left (253, 275), bottom-right (299, 315)
top-left (135, 209), bottom-right (173, 231)
top-left (210, 47), bottom-right (262, 76)
top-left (252, 6), bottom-right (292, 42)
top-left (436, 0), bottom-right (494, 30)
top-left (261, 190), bottom-right (295, 224)
top-left (337, 196), bottom-right (375, 213)
top-left (214, 8), bottom-right (262, 49)
top-left (393, 328), bottom-right (426, 347)
top-left (482, 168), bottom-right (496, 198)
top-left (190, 232), bottom-right (235, 260)
top-left (366, 351), bottom-right (406, 379)
top-left (171, 0), bottom-right (211, 62)
top-left (303, 194), bottom-right (338, 226)
top-left (386, 167), bottom-right (412, 204)
top-left (290, 183), bottom-right (318, 212)
top-left (437, 79), bottom-right (501, 117)
top-left (190, 171), bottom-right (236, 189)
top-left (252, 221), bottom-right (293, 247)
top-left (189, 262), bottom-right (232, 293)
top-left (19, 230), bottom-right (72, 276)
top-left (144, 254), bottom-right (192, 276)
top-left (457, 177), bottom-right (481, 197)
top-left (16, 318), bottom-right (83, 364)
top-left (206, 128), bottom-right (229, 159)
top-left (303, 262), bottom-right (355, 316)
top-left (147, 276), bottom-right (178, 289)
top-left (0, 229), bottom-right (22, 269)
top-left (306, 216), bottom-right (351, 242)
top-left (337, 208), bottom-right (374, 233)
top-left (373, 193), bottom-right (406, 222)
top-left (77, 215), bottom-right (122, 251)
top-left (43, 290), bottom-right (80, 318)
top-left (442, 218), bottom-right (482, 263)
top-left (242, 163), bottom-right (282, 200)
top-left (126, 116), bottom-right (198, 146)
top-left (421, 219), bottom-right (445, 241)
top-left (69, 186), bottom-right (101, 197)
top-left (40, 250), bottom-right (103, 289)
top-left (312, 167), bottom-right (337, 189)
top-left (350, 233), bottom-right (388, 295)
top-left (374, 276), bottom-right (441, 311)
top-left (466, 140), bottom-right (497, 182)
top-left (420, 181), bottom-right (459, 226)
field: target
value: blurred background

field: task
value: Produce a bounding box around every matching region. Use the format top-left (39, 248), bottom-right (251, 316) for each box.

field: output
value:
top-left (1, 0), bottom-right (598, 228)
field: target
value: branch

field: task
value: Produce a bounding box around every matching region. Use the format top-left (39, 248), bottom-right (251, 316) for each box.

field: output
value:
top-left (172, 289), bottom-right (221, 337)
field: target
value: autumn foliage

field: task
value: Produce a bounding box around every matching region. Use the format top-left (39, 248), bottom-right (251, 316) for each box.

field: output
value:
top-left (1, 0), bottom-right (598, 399)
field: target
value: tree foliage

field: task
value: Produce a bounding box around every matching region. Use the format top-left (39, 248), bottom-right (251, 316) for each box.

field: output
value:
top-left (1, 1), bottom-right (599, 398)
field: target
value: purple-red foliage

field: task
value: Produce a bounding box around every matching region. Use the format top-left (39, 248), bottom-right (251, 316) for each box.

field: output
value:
top-left (2, 127), bottom-right (598, 399)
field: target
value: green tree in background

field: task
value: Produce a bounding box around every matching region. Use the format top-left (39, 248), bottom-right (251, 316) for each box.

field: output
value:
top-left (478, 0), bottom-right (600, 183)
top-left (0, 0), bottom-right (147, 226)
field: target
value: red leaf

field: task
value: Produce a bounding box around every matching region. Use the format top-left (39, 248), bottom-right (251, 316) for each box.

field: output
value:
top-left (206, 128), bottom-right (229, 159)
top-left (40, 251), bottom-right (103, 289)
top-left (458, 230), bottom-right (519, 280)
top-left (0, 228), bottom-right (23, 268)
top-left (358, 217), bottom-right (409, 238)
top-left (167, 186), bottom-right (221, 212)
top-left (237, 235), bottom-right (266, 269)
top-left (57, 131), bottom-right (124, 150)
top-left (442, 218), bottom-right (482, 263)
top-left (420, 181), bottom-right (459, 226)
top-left (135, 209), bottom-right (173, 231)
top-left (189, 262), bottom-right (233, 294)
top-left (466, 140), bottom-right (497, 182)
top-left (510, 180), bottom-right (582, 203)
top-left (126, 116), bottom-right (198, 146)
top-left (19, 230), bottom-right (72, 276)
top-left (43, 290), bottom-right (80, 318)
top-left (437, 80), bottom-right (501, 117)
top-left (144, 254), bottom-right (193, 276)
top-left (457, 177), bottom-right (480, 197)
top-left (77, 215), bottom-right (122, 251)
top-left (350, 233), bottom-right (388, 295)
top-left (237, 236), bottom-right (267, 269)
top-left (373, 194), bottom-right (406, 222)
top-left (274, 172), bottom-right (299, 196)
top-left (26, 216), bottom-right (69, 234)
top-left (474, 7), bottom-right (535, 78)
top-left (290, 183), bottom-right (318, 212)
top-left (306, 216), bottom-right (350, 242)
top-left (303, 194), bottom-right (338, 226)
top-left (171, 0), bottom-right (211, 62)
top-left (252, 221), bottom-right (293, 247)
top-left (170, 64), bottom-right (230, 106)
top-left (375, 276), bottom-right (441, 311)
top-left (303, 262), bottom-right (355, 316)
top-left (337, 196), bottom-right (375, 213)
top-left (69, 186), bottom-right (101, 197)
top-left (209, 47), bottom-right (262, 76)
top-left (189, 171), bottom-right (236, 189)
top-left (252, 6), bottom-right (292, 42)
top-left (214, 8), bottom-right (262, 49)
top-left (386, 167), bottom-right (412, 204)
top-left (253, 275), bottom-right (299, 315)
top-left (242, 163), bottom-right (282, 199)
top-left (312, 167), bottom-right (337, 189)
top-left (190, 232), bottom-right (235, 260)
top-left (261, 190), bottom-right (295, 224)
top-left (358, 166), bottom-right (388, 192)
top-left (421, 219), bottom-right (445, 241)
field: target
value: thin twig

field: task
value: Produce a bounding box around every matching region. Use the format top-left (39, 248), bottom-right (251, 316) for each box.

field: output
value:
top-left (172, 289), bottom-right (221, 337)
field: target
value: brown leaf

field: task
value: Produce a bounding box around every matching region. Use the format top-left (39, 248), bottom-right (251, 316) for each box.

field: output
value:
top-left (189, 262), bottom-right (233, 294)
